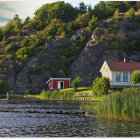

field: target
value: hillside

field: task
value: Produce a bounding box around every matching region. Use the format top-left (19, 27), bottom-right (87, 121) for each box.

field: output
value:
top-left (0, 1), bottom-right (140, 94)
top-left (71, 11), bottom-right (140, 85)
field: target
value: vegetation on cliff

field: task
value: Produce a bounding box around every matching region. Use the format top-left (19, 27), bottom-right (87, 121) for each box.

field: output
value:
top-left (0, 1), bottom-right (140, 93)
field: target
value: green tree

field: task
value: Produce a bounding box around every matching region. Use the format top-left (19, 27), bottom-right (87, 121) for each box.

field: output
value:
top-left (2, 20), bottom-right (13, 37)
top-left (21, 39), bottom-right (31, 47)
top-left (0, 28), bottom-right (3, 41)
top-left (16, 47), bottom-right (35, 62)
top-left (74, 12), bottom-right (91, 29)
top-left (23, 16), bottom-right (30, 25)
top-left (127, 8), bottom-right (135, 19)
top-left (130, 70), bottom-right (140, 87)
top-left (88, 15), bottom-right (98, 30)
top-left (92, 77), bottom-right (110, 96)
top-left (112, 9), bottom-right (120, 22)
top-left (12, 14), bottom-right (23, 33)
top-left (79, 2), bottom-right (87, 14)
top-left (71, 76), bottom-right (83, 91)
top-left (34, 1), bottom-right (78, 29)
top-left (5, 42), bottom-right (18, 52)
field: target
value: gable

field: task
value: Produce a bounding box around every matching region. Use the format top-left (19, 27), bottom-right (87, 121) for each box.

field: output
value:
top-left (100, 61), bottom-right (111, 73)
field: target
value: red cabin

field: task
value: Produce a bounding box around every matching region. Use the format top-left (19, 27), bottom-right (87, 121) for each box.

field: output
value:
top-left (46, 78), bottom-right (71, 90)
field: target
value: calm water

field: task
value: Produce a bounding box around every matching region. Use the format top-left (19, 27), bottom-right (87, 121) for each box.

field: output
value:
top-left (0, 98), bottom-right (140, 137)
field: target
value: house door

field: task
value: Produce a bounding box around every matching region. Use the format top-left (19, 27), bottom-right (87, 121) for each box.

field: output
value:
top-left (57, 81), bottom-right (64, 89)
top-left (60, 81), bottom-right (64, 89)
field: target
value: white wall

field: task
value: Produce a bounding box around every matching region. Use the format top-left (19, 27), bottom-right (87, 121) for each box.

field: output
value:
top-left (112, 71), bottom-right (140, 87)
top-left (101, 64), bottom-right (112, 84)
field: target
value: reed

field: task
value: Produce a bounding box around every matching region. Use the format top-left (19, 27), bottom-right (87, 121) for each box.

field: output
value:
top-left (40, 90), bottom-right (75, 100)
top-left (94, 88), bottom-right (140, 120)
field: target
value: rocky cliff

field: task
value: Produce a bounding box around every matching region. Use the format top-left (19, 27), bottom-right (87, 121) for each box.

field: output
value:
top-left (70, 13), bottom-right (140, 85)
top-left (0, 12), bottom-right (140, 94)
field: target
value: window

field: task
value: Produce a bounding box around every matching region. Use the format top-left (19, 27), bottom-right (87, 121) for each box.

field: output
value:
top-left (123, 72), bottom-right (128, 82)
top-left (116, 72), bottom-right (121, 82)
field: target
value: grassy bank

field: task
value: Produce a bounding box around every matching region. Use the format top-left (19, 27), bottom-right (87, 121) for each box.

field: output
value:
top-left (94, 88), bottom-right (140, 121)
top-left (28, 89), bottom-right (75, 100)
top-left (27, 86), bottom-right (95, 100)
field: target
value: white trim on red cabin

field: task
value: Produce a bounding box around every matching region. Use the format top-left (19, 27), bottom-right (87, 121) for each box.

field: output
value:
top-left (46, 78), bottom-right (71, 84)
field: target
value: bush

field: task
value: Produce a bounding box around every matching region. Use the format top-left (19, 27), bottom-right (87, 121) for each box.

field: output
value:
top-left (5, 43), bottom-right (18, 52)
top-left (21, 39), bottom-right (31, 47)
top-left (88, 15), bottom-right (98, 30)
top-left (130, 70), bottom-right (140, 86)
top-left (92, 77), bottom-right (111, 96)
top-left (127, 8), bottom-right (135, 19)
top-left (74, 12), bottom-right (91, 29)
top-left (16, 47), bottom-right (35, 62)
top-left (112, 9), bottom-right (120, 22)
top-left (71, 76), bottom-right (83, 91)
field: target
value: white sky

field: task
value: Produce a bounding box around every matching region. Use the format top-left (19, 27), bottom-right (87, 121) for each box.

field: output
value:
top-left (0, 0), bottom-right (99, 26)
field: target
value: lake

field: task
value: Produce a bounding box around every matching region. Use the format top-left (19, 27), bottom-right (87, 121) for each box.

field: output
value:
top-left (0, 98), bottom-right (140, 137)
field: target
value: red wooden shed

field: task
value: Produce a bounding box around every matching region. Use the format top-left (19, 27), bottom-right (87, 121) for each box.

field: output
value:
top-left (46, 78), bottom-right (71, 90)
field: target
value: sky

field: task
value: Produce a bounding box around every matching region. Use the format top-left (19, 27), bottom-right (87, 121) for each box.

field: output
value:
top-left (0, 0), bottom-right (99, 26)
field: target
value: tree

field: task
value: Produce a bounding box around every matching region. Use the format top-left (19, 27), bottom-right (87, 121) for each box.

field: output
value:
top-left (112, 9), bottom-right (120, 22)
top-left (24, 16), bottom-right (30, 25)
top-left (13, 14), bottom-right (23, 32)
top-left (88, 15), bottom-right (98, 30)
top-left (0, 28), bottom-right (3, 41)
top-left (71, 76), bottom-right (83, 91)
top-left (74, 12), bottom-right (91, 29)
top-left (79, 2), bottom-right (87, 14)
top-left (88, 5), bottom-right (92, 12)
top-left (127, 8), bottom-right (135, 19)
top-left (92, 77), bottom-right (110, 96)
top-left (2, 20), bottom-right (13, 37)
top-left (34, 1), bottom-right (78, 30)
top-left (5, 42), bottom-right (18, 52)
top-left (130, 70), bottom-right (140, 87)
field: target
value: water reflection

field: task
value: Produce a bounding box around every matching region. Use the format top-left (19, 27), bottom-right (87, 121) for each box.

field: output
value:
top-left (0, 98), bottom-right (139, 137)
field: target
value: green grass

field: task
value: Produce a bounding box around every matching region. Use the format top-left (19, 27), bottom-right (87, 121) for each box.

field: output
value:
top-left (94, 88), bottom-right (140, 121)
top-left (60, 86), bottom-right (91, 92)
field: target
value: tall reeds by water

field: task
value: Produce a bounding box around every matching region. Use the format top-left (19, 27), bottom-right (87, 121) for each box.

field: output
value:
top-left (94, 88), bottom-right (140, 121)
top-left (40, 90), bottom-right (75, 100)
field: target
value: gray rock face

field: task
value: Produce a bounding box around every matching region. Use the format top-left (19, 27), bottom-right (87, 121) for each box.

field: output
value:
top-left (16, 57), bottom-right (51, 94)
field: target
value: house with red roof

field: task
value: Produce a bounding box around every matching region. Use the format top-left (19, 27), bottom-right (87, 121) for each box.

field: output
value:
top-left (100, 59), bottom-right (140, 87)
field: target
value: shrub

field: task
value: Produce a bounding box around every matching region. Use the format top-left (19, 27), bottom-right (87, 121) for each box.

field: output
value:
top-left (71, 76), bottom-right (83, 91)
top-left (130, 70), bottom-right (140, 87)
top-left (112, 9), bottom-right (120, 22)
top-left (5, 43), bottom-right (18, 52)
top-left (16, 47), bottom-right (35, 62)
top-left (92, 77), bottom-right (111, 96)
top-left (74, 12), bottom-right (91, 29)
top-left (127, 8), bottom-right (135, 19)
top-left (88, 15), bottom-right (98, 30)
top-left (21, 39), bottom-right (31, 47)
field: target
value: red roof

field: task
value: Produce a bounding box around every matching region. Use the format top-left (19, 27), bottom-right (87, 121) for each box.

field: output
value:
top-left (106, 61), bottom-right (140, 71)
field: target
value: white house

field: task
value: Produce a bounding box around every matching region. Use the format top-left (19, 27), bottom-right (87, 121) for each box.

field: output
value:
top-left (100, 59), bottom-right (140, 87)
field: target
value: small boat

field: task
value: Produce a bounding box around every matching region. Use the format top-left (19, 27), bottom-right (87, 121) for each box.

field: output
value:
top-left (0, 92), bottom-right (9, 102)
